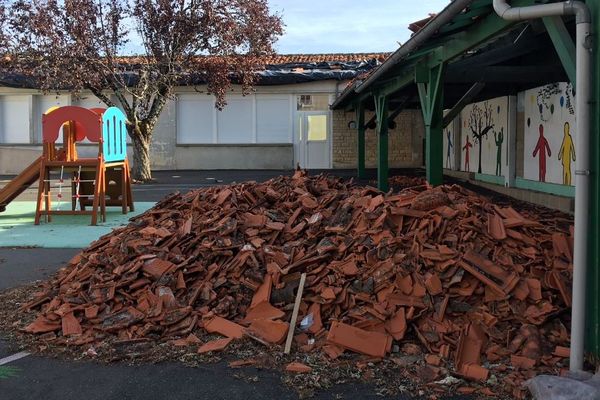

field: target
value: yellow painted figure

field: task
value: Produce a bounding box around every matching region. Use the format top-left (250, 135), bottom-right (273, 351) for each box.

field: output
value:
top-left (558, 122), bottom-right (576, 185)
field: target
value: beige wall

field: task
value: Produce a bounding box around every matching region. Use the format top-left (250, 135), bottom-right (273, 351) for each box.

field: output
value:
top-left (332, 109), bottom-right (424, 169)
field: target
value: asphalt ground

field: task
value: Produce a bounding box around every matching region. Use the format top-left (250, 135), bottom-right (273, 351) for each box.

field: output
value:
top-left (0, 169), bottom-right (475, 400)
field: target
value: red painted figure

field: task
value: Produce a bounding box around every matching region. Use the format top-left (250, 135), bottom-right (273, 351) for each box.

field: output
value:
top-left (463, 135), bottom-right (473, 172)
top-left (532, 124), bottom-right (552, 182)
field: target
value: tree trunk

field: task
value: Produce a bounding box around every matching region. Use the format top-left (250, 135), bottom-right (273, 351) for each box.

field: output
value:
top-left (130, 125), bottom-right (153, 182)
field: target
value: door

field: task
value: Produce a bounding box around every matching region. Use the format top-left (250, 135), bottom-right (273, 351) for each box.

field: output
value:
top-left (294, 111), bottom-right (331, 169)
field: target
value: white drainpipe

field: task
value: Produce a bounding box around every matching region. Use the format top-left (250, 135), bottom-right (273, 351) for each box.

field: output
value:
top-left (493, 0), bottom-right (592, 372)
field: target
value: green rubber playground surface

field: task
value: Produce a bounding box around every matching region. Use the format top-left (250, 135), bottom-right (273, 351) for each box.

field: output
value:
top-left (0, 201), bottom-right (155, 248)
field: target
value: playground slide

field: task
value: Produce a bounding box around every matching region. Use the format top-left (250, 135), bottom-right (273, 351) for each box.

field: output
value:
top-left (0, 156), bottom-right (42, 213)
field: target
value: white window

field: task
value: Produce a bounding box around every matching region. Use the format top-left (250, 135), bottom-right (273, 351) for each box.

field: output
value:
top-left (177, 94), bottom-right (214, 144)
top-left (256, 95), bottom-right (290, 143)
top-left (0, 95), bottom-right (31, 143)
top-left (296, 94), bottom-right (329, 111)
top-left (216, 97), bottom-right (252, 143)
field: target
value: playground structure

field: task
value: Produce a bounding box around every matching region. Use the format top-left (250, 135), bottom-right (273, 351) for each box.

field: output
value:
top-left (0, 105), bottom-right (133, 225)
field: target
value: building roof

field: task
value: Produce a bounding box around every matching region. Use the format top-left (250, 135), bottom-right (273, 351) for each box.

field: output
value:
top-left (0, 53), bottom-right (390, 89)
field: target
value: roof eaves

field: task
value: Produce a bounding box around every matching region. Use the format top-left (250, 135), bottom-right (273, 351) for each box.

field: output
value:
top-left (331, 0), bottom-right (478, 110)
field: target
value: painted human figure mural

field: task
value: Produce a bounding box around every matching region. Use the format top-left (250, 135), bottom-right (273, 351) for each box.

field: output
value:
top-left (532, 124), bottom-right (552, 182)
top-left (463, 134), bottom-right (473, 172)
top-left (446, 130), bottom-right (453, 169)
top-left (494, 128), bottom-right (504, 176)
top-left (524, 83), bottom-right (576, 186)
top-left (558, 121), bottom-right (576, 185)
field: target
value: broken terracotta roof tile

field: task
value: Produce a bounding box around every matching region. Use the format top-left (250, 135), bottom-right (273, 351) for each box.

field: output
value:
top-left (61, 312), bottom-right (82, 336)
top-left (24, 316), bottom-right (61, 334)
top-left (203, 316), bottom-right (244, 339)
top-left (425, 274), bottom-right (443, 296)
top-left (323, 344), bottom-right (345, 359)
top-left (553, 346), bottom-right (570, 358)
top-left (250, 274), bottom-right (273, 308)
top-left (228, 359), bottom-right (257, 368)
top-left (17, 172), bottom-right (575, 398)
top-left (198, 337), bottom-right (233, 353)
top-left (142, 258), bottom-right (175, 279)
top-left (242, 301), bottom-right (285, 323)
top-left (385, 307), bottom-right (407, 341)
top-left (487, 212), bottom-right (507, 240)
top-left (246, 319), bottom-right (289, 344)
top-left (511, 355), bottom-right (536, 369)
top-left (459, 250), bottom-right (519, 296)
top-left (326, 321), bottom-right (392, 358)
top-left (172, 333), bottom-right (202, 347)
top-left (285, 362), bottom-right (312, 373)
top-left (306, 303), bottom-right (323, 334)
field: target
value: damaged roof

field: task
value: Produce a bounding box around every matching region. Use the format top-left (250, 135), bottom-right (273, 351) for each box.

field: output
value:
top-left (0, 53), bottom-right (390, 89)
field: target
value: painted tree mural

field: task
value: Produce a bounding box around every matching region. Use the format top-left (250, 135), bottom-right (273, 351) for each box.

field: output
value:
top-left (468, 101), bottom-right (495, 174)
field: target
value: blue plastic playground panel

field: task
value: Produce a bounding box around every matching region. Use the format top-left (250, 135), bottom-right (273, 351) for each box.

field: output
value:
top-left (102, 107), bottom-right (128, 162)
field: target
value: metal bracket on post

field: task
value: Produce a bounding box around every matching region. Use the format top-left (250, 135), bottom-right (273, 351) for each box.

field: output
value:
top-left (416, 62), bottom-right (446, 186)
top-left (374, 93), bottom-right (389, 192)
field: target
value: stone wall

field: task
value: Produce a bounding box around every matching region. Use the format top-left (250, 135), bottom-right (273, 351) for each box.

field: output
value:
top-left (332, 109), bottom-right (424, 169)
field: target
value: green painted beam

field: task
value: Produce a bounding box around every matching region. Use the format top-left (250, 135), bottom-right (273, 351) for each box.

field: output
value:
top-left (417, 63), bottom-right (445, 186)
top-left (367, 1), bottom-right (538, 102)
top-left (514, 177), bottom-right (575, 197)
top-left (356, 102), bottom-right (366, 179)
top-left (586, 0), bottom-right (600, 359)
top-left (476, 173), bottom-right (507, 186)
top-left (374, 94), bottom-right (389, 192)
top-left (543, 15), bottom-right (577, 87)
top-left (443, 82), bottom-right (486, 128)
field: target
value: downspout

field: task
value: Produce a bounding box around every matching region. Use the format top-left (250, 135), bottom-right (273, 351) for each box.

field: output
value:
top-left (493, 0), bottom-right (592, 372)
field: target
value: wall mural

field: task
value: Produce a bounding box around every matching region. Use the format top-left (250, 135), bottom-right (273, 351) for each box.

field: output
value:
top-left (459, 97), bottom-right (509, 176)
top-left (523, 83), bottom-right (576, 186)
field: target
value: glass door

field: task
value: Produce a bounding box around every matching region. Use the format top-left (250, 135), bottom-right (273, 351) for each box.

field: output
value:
top-left (294, 112), bottom-right (331, 169)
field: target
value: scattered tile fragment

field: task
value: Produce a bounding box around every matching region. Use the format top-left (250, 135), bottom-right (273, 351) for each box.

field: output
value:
top-left (285, 362), bottom-right (312, 373)
top-left (198, 337), bottom-right (233, 353)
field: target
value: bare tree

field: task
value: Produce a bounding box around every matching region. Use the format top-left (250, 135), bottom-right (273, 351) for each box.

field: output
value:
top-left (5, 0), bottom-right (283, 181)
top-left (468, 101), bottom-right (494, 174)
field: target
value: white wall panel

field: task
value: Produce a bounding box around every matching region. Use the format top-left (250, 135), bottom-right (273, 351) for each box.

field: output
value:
top-left (0, 95), bottom-right (30, 143)
top-left (72, 94), bottom-right (105, 110)
top-left (217, 97), bottom-right (253, 144)
top-left (177, 94), bottom-right (214, 144)
top-left (256, 95), bottom-right (290, 143)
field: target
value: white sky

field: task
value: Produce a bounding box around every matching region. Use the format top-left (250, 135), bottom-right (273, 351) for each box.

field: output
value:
top-left (268, 0), bottom-right (451, 54)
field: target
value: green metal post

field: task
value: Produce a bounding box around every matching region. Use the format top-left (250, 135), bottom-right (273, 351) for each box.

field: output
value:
top-left (586, 0), bottom-right (600, 359)
top-left (356, 102), bottom-right (366, 179)
top-left (374, 94), bottom-right (389, 192)
top-left (543, 16), bottom-right (577, 87)
top-left (416, 63), bottom-right (445, 186)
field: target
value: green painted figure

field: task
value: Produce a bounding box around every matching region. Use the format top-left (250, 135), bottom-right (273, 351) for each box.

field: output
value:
top-left (494, 128), bottom-right (504, 176)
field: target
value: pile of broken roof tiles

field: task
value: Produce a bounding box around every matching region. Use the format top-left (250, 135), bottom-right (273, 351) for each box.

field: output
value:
top-left (22, 171), bottom-right (573, 393)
